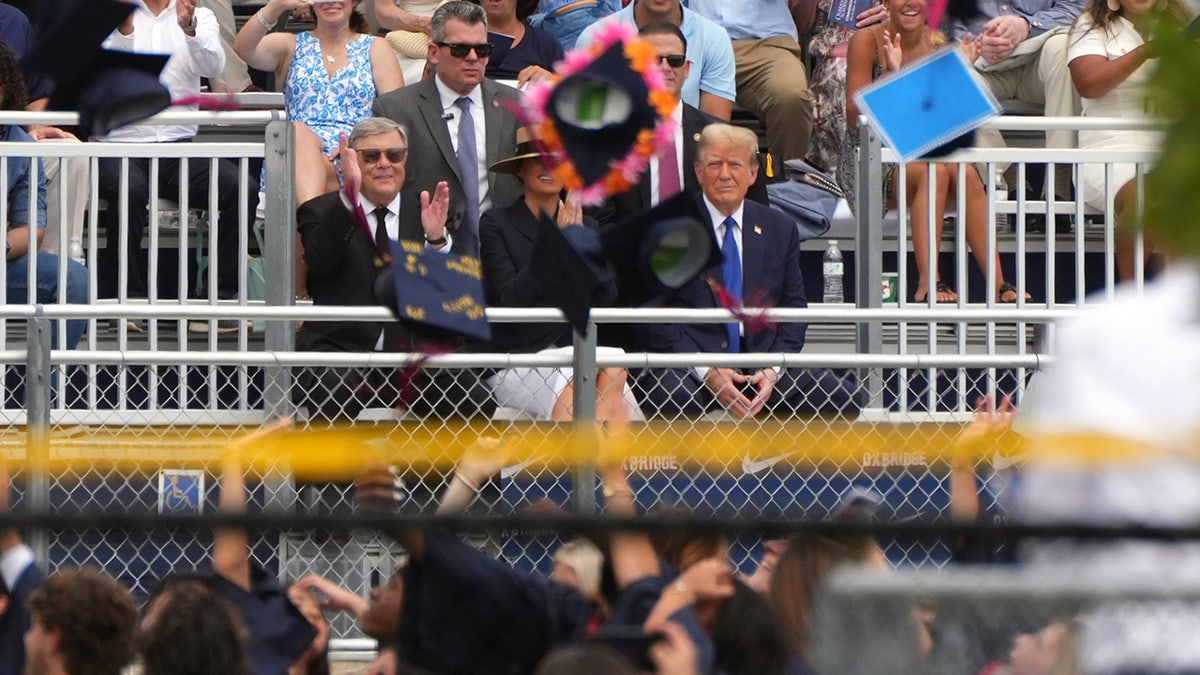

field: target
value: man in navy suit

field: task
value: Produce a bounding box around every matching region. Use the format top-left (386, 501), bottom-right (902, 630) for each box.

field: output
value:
top-left (632, 123), bottom-right (862, 419)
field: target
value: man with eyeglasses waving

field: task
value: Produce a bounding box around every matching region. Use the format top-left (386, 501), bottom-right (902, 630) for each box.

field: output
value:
top-left (293, 116), bottom-right (453, 422)
top-left (372, 0), bottom-right (521, 260)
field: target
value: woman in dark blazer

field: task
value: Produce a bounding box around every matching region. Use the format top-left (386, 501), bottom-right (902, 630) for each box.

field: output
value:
top-left (479, 129), bottom-right (642, 421)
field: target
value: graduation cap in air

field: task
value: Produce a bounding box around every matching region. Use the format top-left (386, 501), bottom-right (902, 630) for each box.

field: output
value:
top-left (375, 240), bottom-right (491, 344)
top-left (546, 41), bottom-right (659, 187)
top-left (852, 47), bottom-right (1000, 162)
top-left (22, 0), bottom-right (172, 136)
top-left (530, 214), bottom-right (617, 337)
top-left (519, 22), bottom-right (675, 205)
top-left (600, 190), bottom-right (723, 306)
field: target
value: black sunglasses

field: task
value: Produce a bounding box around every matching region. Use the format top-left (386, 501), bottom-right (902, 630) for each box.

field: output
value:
top-left (438, 42), bottom-right (493, 58)
top-left (359, 147), bottom-right (408, 164)
top-left (657, 54), bottom-right (686, 68)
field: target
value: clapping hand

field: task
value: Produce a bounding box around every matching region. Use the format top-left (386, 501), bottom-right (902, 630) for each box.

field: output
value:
top-left (420, 181), bottom-right (451, 246)
top-left (882, 28), bottom-right (904, 72)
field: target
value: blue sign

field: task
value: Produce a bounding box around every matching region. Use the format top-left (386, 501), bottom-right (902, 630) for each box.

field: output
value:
top-left (854, 48), bottom-right (1000, 163)
top-left (158, 469), bottom-right (205, 514)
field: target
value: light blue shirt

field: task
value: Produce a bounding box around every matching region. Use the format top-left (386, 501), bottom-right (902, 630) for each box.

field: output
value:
top-left (950, 0), bottom-right (1084, 39)
top-left (682, 0), bottom-right (799, 42)
top-left (576, 4), bottom-right (737, 106)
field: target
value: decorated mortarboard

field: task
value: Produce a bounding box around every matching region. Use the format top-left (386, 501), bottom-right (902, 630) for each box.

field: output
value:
top-left (853, 47), bottom-right (999, 163)
top-left (22, 0), bottom-right (172, 136)
top-left (376, 239), bottom-right (491, 344)
top-left (530, 214), bottom-right (617, 337)
top-left (599, 191), bottom-right (722, 305)
top-left (518, 21), bottom-right (676, 205)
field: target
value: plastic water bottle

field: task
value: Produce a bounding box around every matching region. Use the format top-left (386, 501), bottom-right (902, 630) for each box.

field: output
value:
top-left (822, 240), bottom-right (844, 304)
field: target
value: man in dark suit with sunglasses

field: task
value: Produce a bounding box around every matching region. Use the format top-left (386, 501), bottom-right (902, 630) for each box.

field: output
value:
top-left (294, 116), bottom-right (459, 422)
top-left (372, 0), bottom-right (521, 259)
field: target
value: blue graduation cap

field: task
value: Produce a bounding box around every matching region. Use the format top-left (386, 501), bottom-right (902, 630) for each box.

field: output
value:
top-left (22, 0), bottom-right (172, 136)
top-left (382, 240), bottom-right (491, 344)
top-left (853, 47), bottom-right (1000, 163)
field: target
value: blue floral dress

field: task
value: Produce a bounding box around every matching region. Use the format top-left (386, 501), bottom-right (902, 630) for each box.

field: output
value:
top-left (285, 31), bottom-right (377, 155)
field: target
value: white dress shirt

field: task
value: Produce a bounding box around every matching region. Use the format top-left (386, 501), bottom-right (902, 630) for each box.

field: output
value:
top-left (649, 102), bottom-right (685, 207)
top-left (434, 77), bottom-right (492, 213)
top-left (101, 1), bottom-right (225, 142)
top-left (339, 190), bottom-right (454, 253)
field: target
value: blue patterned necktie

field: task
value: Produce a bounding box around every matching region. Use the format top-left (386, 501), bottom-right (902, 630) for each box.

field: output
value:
top-left (454, 96), bottom-right (480, 250)
top-left (721, 216), bottom-right (742, 353)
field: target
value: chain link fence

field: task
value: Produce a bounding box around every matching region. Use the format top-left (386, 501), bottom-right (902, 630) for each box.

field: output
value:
top-left (2, 303), bottom-right (1048, 643)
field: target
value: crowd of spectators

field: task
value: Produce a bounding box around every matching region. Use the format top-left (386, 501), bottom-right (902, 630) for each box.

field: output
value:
top-left (0, 412), bottom-right (1098, 675)
top-left (0, 0), bottom-right (1190, 410)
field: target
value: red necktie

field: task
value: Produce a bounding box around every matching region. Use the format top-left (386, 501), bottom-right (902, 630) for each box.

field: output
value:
top-left (657, 129), bottom-right (680, 203)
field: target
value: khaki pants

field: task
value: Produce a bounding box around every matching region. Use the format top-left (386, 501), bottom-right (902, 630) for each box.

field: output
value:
top-left (197, 0), bottom-right (253, 92)
top-left (975, 32), bottom-right (1080, 151)
top-left (731, 36), bottom-right (814, 161)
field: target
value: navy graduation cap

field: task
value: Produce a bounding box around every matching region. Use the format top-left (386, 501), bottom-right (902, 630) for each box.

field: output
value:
top-left (22, 0), bottom-right (172, 136)
top-left (530, 213), bottom-right (617, 337)
top-left (600, 190), bottom-right (723, 306)
top-left (379, 240), bottom-right (492, 344)
top-left (853, 47), bottom-right (1000, 162)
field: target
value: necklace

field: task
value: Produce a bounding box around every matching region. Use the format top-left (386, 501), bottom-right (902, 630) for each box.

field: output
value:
top-left (326, 53), bottom-right (336, 63)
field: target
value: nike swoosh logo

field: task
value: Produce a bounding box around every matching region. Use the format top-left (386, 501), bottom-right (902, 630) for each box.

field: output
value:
top-left (742, 454), bottom-right (791, 475)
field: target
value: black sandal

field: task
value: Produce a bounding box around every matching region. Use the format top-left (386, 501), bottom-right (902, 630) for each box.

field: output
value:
top-left (913, 281), bottom-right (956, 303)
top-left (997, 282), bottom-right (1026, 303)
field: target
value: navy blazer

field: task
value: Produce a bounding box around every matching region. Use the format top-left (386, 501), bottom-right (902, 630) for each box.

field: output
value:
top-left (479, 198), bottom-right (601, 353)
top-left (632, 196), bottom-right (808, 356)
top-left (372, 77), bottom-right (522, 256)
top-left (0, 559), bottom-right (45, 675)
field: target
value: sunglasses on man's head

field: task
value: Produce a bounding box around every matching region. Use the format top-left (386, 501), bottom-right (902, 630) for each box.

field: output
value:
top-left (657, 54), bottom-right (686, 68)
top-left (438, 42), bottom-right (493, 59)
top-left (359, 147), bottom-right (408, 164)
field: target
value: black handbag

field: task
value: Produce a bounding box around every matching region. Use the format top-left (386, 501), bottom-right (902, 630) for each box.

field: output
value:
top-left (765, 158), bottom-right (844, 242)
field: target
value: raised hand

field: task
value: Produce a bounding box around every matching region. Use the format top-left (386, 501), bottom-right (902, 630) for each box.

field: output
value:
top-left (420, 181), bottom-right (451, 246)
top-left (292, 573), bottom-right (370, 616)
top-left (177, 0), bottom-right (197, 32)
top-left (337, 132), bottom-right (361, 204)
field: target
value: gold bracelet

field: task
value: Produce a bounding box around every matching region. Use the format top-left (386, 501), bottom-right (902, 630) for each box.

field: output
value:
top-left (255, 10), bottom-right (275, 31)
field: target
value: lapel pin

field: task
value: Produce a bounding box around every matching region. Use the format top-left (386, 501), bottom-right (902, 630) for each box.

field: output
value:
top-left (754, 226), bottom-right (762, 235)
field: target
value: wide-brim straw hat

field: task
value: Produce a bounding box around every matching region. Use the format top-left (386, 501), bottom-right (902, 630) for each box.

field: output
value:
top-left (488, 126), bottom-right (552, 174)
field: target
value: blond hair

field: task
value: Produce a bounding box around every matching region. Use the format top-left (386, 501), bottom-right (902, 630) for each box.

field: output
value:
top-left (695, 123), bottom-right (759, 166)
